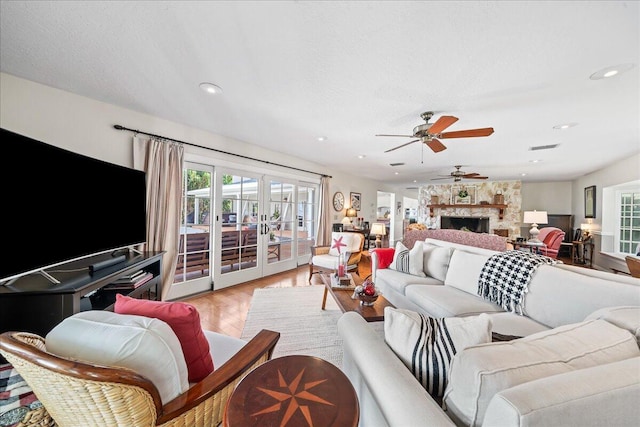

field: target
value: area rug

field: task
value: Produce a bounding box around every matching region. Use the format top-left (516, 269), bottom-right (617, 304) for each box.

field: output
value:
top-left (0, 363), bottom-right (55, 427)
top-left (241, 285), bottom-right (384, 368)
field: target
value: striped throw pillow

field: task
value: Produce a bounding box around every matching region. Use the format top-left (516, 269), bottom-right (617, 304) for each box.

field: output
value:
top-left (384, 308), bottom-right (492, 400)
top-left (388, 242), bottom-right (426, 277)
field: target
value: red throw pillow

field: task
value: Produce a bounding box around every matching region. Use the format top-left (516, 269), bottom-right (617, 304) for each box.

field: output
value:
top-left (114, 294), bottom-right (214, 382)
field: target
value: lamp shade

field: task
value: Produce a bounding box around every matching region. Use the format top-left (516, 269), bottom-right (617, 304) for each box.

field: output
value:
top-left (370, 223), bottom-right (386, 236)
top-left (523, 210), bottom-right (548, 225)
top-left (346, 208), bottom-right (357, 218)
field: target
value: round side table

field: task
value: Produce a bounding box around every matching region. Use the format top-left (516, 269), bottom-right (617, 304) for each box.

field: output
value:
top-left (223, 355), bottom-right (359, 427)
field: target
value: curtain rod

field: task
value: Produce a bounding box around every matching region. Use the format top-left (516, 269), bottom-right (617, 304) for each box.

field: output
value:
top-left (113, 124), bottom-right (331, 178)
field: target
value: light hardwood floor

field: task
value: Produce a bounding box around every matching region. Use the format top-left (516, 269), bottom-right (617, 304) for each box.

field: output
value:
top-left (181, 266), bottom-right (324, 338)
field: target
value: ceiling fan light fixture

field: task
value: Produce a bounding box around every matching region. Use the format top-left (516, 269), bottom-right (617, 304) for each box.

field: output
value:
top-left (199, 82), bottom-right (223, 94)
top-left (589, 63), bottom-right (634, 80)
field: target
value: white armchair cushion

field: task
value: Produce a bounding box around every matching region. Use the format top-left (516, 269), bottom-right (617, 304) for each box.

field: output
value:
top-left (203, 330), bottom-right (246, 370)
top-left (585, 306), bottom-right (640, 346)
top-left (46, 310), bottom-right (189, 404)
top-left (444, 319), bottom-right (640, 427)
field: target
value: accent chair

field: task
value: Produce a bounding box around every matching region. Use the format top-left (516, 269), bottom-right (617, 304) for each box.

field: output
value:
top-left (309, 231), bottom-right (364, 281)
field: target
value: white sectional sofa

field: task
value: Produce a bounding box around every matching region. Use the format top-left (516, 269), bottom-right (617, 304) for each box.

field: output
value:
top-left (338, 238), bottom-right (640, 426)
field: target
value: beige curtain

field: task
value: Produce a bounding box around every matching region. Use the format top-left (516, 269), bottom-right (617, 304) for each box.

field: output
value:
top-left (133, 137), bottom-right (184, 301)
top-left (316, 176), bottom-right (332, 246)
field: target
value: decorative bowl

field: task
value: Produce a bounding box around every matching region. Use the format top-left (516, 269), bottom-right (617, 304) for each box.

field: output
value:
top-left (356, 292), bottom-right (379, 306)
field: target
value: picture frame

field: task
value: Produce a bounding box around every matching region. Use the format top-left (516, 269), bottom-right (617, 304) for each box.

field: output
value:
top-left (584, 185), bottom-right (596, 218)
top-left (350, 192), bottom-right (361, 211)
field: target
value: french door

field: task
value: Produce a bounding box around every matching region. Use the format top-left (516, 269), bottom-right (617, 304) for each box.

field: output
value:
top-left (172, 164), bottom-right (318, 295)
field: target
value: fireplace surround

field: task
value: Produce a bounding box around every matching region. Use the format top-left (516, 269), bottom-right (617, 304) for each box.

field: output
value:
top-left (440, 216), bottom-right (490, 233)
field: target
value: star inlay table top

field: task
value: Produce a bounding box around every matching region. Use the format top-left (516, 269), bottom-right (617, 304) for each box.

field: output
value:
top-left (223, 355), bottom-right (359, 427)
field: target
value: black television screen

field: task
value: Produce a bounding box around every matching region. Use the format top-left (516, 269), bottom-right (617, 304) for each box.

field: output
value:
top-left (0, 128), bottom-right (147, 282)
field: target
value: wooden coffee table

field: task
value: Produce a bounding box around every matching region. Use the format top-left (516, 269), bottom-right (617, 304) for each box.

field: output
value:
top-left (223, 355), bottom-right (359, 427)
top-left (320, 273), bottom-right (394, 322)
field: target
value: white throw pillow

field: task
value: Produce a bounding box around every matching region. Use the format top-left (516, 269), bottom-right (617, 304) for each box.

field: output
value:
top-left (388, 241), bottom-right (426, 277)
top-left (328, 232), bottom-right (355, 257)
top-left (422, 243), bottom-right (454, 281)
top-left (444, 250), bottom-right (491, 295)
top-left (46, 310), bottom-right (190, 404)
top-left (384, 307), bottom-right (492, 400)
top-left (444, 319), bottom-right (640, 427)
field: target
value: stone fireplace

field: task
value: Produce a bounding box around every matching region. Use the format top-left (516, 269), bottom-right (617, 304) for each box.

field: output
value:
top-left (441, 216), bottom-right (490, 233)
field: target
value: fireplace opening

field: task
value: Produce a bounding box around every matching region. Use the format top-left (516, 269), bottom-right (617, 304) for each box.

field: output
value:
top-left (440, 216), bottom-right (490, 233)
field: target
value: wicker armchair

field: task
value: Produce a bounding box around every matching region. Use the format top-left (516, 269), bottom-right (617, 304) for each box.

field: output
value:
top-left (0, 328), bottom-right (279, 427)
top-left (309, 232), bottom-right (365, 281)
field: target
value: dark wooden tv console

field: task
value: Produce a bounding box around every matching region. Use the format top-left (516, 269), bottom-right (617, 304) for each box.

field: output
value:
top-left (0, 251), bottom-right (164, 337)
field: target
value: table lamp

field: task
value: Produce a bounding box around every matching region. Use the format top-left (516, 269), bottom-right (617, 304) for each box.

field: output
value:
top-left (370, 222), bottom-right (387, 248)
top-left (345, 208), bottom-right (357, 225)
top-left (523, 210), bottom-right (548, 243)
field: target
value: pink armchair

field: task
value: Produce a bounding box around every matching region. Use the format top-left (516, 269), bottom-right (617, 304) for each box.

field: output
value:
top-left (538, 229), bottom-right (565, 259)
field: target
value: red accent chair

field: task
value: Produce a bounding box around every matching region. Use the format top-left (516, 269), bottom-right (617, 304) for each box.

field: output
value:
top-left (539, 229), bottom-right (565, 259)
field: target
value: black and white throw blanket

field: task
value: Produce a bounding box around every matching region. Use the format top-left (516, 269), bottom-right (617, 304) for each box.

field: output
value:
top-left (478, 250), bottom-right (556, 315)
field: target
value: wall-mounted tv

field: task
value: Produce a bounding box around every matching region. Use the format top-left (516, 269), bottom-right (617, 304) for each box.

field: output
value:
top-left (0, 128), bottom-right (147, 283)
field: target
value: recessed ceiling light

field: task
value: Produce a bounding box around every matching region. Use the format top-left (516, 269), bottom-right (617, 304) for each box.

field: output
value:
top-left (357, 154), bottom-right (366, 159)
top-left (199, 82), bottom-right (223, 94)
top-left (529, 159), bottom-right (542, 163)
top-left (589, 63), bottom-right (635, 80)
top-left (394, 172), bottom-right (399, 175)
top-left (317, 136), bottom-right (327, 142)
top-left (553, 123), bottom-right (578, 130)
top-left (413, 180), bottom-right (417, 183)
top-left (521, 173), bottom-right (527, 176)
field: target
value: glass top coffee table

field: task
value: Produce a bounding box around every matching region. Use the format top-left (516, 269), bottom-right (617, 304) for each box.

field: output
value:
top-left (320, 273), bottom-right (394, 322)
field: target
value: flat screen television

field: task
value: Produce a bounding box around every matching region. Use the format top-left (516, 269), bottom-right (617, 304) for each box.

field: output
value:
top-left (0, 128), bottom-right (147, 283)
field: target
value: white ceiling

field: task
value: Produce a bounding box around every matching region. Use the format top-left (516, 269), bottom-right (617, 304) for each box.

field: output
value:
top-left (1, 1), bottom-right (638, 189)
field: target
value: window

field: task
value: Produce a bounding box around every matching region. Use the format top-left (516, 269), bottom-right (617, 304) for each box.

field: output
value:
top-left (618, 191), bottom-right (640, 254)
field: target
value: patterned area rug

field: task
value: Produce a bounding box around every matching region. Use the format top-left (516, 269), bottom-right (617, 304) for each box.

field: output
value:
top-left (241, 285), bottom-right (384, 368)
top-left (0, 363), bottom-right (55, 427)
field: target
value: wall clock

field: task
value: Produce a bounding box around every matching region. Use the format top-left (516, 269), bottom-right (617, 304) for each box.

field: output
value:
top-left (333, 192), bottom-right (345, 211)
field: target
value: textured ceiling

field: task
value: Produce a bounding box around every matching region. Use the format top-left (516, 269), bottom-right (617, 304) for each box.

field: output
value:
top-left (1, 1), bottom-right (638, 188)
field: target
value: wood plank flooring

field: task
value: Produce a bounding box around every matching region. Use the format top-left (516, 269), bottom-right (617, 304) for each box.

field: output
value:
top-left (181, 252), bottom-right (577, 338)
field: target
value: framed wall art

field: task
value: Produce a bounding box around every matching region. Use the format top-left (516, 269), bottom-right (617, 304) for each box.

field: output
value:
top-left (584, 185), bottom-right (596, 218)
top-left (451, 185), bottom-right (476, 204)
top-left (350, 192), bottom-right (361, 211)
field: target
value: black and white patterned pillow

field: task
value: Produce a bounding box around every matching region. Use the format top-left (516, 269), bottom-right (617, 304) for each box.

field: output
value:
top-left (388, 242), bottom-right (425, 277)
top-left (384, 308), bottom-right (492, 400)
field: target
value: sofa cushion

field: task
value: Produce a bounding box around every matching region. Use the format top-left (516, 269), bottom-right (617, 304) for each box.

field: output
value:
top-left (45, 310), bottom-right (190, 404)
top-left (482, 356), bottom-right (640, 427)
top-left (585, 306), bottom-right (640, 346)
top-left (443, 319), bottom-right (640, 427)
top-left (115, 294), bottom-right (214, 382)
top-left (376, 269), bottom-right (443, 297)
top-left (444, 250), bottom-right (492, 295)
top-left (523, 264), bottom-right (640, 328)
top-left (485, 311), bottom-right (550, 337)
top-left (421, 243), bottom-right (454, 281)
top-left (388, 241), bottom-right (425, 277)
top-left (406, 284), bottom-right (504, 318)
top-left (384, 308), bottom-right (492, 400)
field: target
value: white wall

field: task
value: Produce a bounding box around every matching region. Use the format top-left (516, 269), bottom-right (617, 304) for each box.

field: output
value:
top-left (1, 73), bottom-right (393, 229)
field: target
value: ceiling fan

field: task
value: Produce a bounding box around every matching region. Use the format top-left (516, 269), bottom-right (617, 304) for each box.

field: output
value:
top-left (431, 165), bottom-right (489, 182)
top-left (377, 111), bottom-right (494, 153)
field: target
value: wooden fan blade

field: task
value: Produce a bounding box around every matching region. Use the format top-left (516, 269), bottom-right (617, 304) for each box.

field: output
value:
top-left (384, 139), bottom-right (419, 153)
top-left (427, 116), bottom-right (458, 134)
top-left (462, 173), bottom-right (479, 177)
top-left (426, 138), bottom-right (447, 153)
top-left (439, 127), bottom-right (495, 138)
top-left (376, 134), bottom-right (415, 138)
top-left (465, 176), bottom-right (488, 179)
top-left (431, 177), bottom-right (452, 180)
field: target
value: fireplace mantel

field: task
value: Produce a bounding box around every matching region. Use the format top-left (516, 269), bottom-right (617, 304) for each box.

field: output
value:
top-left (428, 203), bottom-right (508, 219)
